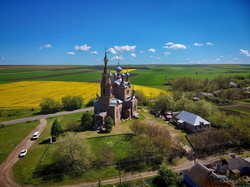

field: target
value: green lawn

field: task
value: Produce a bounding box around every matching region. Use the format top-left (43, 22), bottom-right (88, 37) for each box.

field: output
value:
top-left (0, 108), bottom-right (40, 122)
top-left (0, 120), bottom-right (40, 163)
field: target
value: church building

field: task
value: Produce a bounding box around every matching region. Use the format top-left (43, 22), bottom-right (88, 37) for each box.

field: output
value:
top-left (94, 52), bottom-right (138, 126)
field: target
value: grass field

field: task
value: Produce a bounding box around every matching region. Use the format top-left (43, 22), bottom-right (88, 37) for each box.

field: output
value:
top-left (0, 120), bottom-right (39, 163)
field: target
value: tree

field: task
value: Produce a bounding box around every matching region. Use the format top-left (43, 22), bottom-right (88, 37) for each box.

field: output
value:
top-left (51, 119), bottom-right (64, 139)
top-left (157, 166), bottom-right (180, 186)
top-left (62, 95), bottom-right (83, 111)
top-left (103, 116), bottom-right (114, 133)
top-left (39, 98), bottom-right (62, 114)
top-left (54, 134), bottom-right (93, 174)
top-left (81, 112), bottom-right (93, 130)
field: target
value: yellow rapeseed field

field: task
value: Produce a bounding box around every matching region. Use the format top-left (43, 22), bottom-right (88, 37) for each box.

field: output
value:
top-left (0, 81), bottom-right (168, 109)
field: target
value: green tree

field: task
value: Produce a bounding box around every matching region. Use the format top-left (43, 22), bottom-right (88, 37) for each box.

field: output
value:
top-left (39, 98), bottom-right (62, 114)
top-left (103, 116), bottom-right (114, 133)
top-left (54, 134), bottom-right (93, 174)
top-left (158, 166), bottom-right (180, 186)
top-left (51, 119), bottom-right (64, 139)
top-left (152, 94), bottom-right (175, 112)
top-left (62, 95), bottom-right (83, 111)
top-left (81, 112), bottom-right (93, 130)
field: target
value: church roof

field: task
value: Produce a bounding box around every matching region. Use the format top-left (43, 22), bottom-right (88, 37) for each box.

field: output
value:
top-left (109, 98), bottom-right (123, 106)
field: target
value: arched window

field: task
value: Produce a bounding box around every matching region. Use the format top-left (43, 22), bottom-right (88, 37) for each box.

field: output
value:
top-left (103, 89), bottom-right (105, 95)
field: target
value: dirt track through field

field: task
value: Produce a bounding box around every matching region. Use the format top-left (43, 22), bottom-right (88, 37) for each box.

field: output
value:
top-left (0, 118), bottom-right (47, 187)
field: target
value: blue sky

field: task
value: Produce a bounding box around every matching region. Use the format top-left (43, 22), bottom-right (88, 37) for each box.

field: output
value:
top-left (0, 0), bottom-right (249, 65)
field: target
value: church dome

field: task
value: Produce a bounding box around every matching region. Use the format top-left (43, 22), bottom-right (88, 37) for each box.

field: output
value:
top-left (116, 65), bottom-right (122, 72)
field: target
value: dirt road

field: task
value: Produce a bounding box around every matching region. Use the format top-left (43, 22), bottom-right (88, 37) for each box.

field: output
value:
top-left (0, 118), bottom-right (47, 187)
top-left (60, 155), bottom-right (220, 187)
top-left (0, 107), bottom-right (94, 125)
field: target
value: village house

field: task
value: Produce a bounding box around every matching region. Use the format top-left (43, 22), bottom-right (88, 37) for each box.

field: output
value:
top-left (183, 163), bottom-right (226, 187)
top-left (174, 111), bottom-right (211, 133)
top-left (215, 157), bottom-right (250, 176)
top-left (93, 53), bottom-right (138, 127)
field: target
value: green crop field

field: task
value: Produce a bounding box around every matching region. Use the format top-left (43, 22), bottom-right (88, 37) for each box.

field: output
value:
top-left (1, 65), bottom-right (249, 88)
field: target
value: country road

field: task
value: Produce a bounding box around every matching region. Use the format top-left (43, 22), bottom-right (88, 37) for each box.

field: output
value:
top-left (0, 107), bottom-right (94, 125)
top-left (0, 118), bottom-right (47, 187)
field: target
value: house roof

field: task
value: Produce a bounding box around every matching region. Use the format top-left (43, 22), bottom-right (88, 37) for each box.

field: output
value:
top-left (223, 157), bottom-right (250, 170)
top-left (176, 111), bottom-right (210, 126)
top-left (183, 163), bottom-right (220, 187)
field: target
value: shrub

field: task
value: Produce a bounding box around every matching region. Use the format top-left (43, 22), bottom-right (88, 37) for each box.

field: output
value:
top-left (62, 95), bottom-right (83, 111)
top-left (39, 98), bottom-right (62, 114)
top-left (81, 112), bottom-right (93, 130)
top-left (103, 116), bottom-right (114, 133)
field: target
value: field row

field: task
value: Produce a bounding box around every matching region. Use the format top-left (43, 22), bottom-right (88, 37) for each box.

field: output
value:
top-left (0, 81), bottom-right (168, 109)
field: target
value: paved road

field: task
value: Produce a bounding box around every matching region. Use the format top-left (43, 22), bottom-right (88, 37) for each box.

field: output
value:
top-left (0, 107), bottom-right (94, 125)
top-left (0, 118), bottom-right (47, 187)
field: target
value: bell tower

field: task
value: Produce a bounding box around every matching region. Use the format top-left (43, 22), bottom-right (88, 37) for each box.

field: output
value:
top-left (101, 52), bottom-right (113, 97)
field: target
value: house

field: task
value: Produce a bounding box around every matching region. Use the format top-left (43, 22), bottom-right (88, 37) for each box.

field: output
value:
top-left (215, 157), bottom-right (250, 175)
top-left (183, 163), bottom-right (227, 187)
top-left (94, 53), bottom-right (138, 127)
top-left (175, 111), bottom-right (211, 133)
top-left (196, 93), bottom-right (215, 98)
top-left (229, 81), bottom-right (237, 88)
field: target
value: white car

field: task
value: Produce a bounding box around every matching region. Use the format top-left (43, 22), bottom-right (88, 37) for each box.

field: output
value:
top-left (31, 132), bottom-right (40, 140)
top-left (19, 149), bottom-right (27, 157)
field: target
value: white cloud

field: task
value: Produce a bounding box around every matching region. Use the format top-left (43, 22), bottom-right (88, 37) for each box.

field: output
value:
top-left (206, 42), bottom-right (214, 46)
top-left (233, 58), bottom-right (239, 61)
top-left (166, 42), bottom-right (174, 45)
top-left (38, 44), bottom-right (52, 50)
top-left (67, 52), bottom-right (75, 55)
top-left (1, 57), bottom-right (5, 60)
top-left (194, 43), bottom-right (203, 46)
top-left (239, 49), bottom-right (250, 57)
top-left (74, 44), bottom-right (91, 52)
top-left (91, 51), bottom-right (98, 54)
top-left (157, 57), bottom-right (161, 60)
top-left (163, 42), bottom-right (187, 49)
top-left (111, 55), bottom-right (124, 60)
top-left (164, 52), bottom-right (170, 56)
top-left (107, 48), bottom-right (117, 54)
top-left (148, 48), bottom-right (156, 52)
top-left (215, 58), bottom-right (220, 61)
top-left (114, 45), bottom-right (136, 52)
top-left (186, 58), bottom-right (191, 60)
top-left (139, 50), bottom-right (143, 53)
top-left (131, 53), bottom-right (136, 58)
top-left (149, 55), bottom-right (153, 58)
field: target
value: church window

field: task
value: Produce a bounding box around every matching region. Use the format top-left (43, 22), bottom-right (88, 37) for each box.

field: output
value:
top-left (103, 89), bottom-right (105, 95)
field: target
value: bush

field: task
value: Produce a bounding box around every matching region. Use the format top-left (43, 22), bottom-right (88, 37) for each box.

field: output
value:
top-left (103, 116), bottom-right (114, 133)
top-left (39, 98), bottom-right (62, 114)
top-left (62, 95), bottom-right (83, 111)
top-left (136, 90), bottom-right (149, 106)
top-left (81, 112), bottom-right (93, 130)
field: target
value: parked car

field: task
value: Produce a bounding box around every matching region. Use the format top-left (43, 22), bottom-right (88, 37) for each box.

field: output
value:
top-left (19, 149), bottom-right (27, 157)
top-left (31, 131), bottom-right (40, 140)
